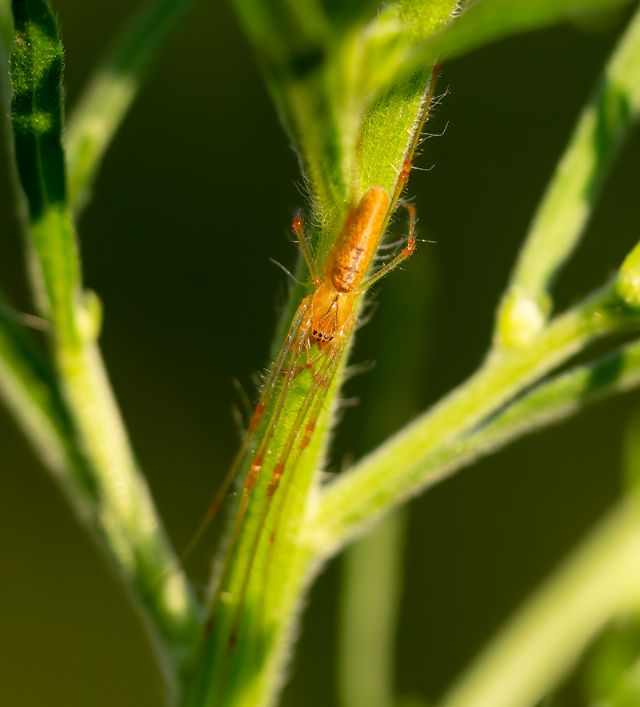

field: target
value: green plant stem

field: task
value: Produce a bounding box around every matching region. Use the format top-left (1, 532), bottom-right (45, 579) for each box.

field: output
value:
top-left (0, 306), bottom-right (198, 698)
top-left (230, 0), bottom-right (456, 238)
top-left (189, 304), bottom-right (640, 707)
top-left (496, 5), bottom-right (640, 348)
top-left (189, 7), bottom-right (457, 704)
top-left (0, 0), bottom-right (11, 53)
top-left (623, 407), bottom-right (640, 491)
top-left (187, 280), bottom-right (640, 706)
top-left (203, 329), bottom-right (640, 707)
top-left (338, 256), bottom-right (434, 707)
top-left (8, 0), bottom-right (199, 692)
top-left (439, 492), bottom-right (640, 707)
top-left (577, 410), bottom-right (640, 705)
top-left (289, 328), bottom-right (640, 707)
top-left (326, 335), bottom-right (640, 707)
top-left (0, 298), bottom-right (93, 495)
top-left (407, 335), bottom-right (640, 504)
top-left (306, 285), bottom-right (640, 555)
top-left (339, 511), bottom-right (407, 707)
top-left (603, 657), bottom-right (640, 707)
top-left (65, 0), bottom-right (194, 212)
top-left (401, 0), bottom-right (637, 76)
top-left (55, 340), bottom-right (201, 661)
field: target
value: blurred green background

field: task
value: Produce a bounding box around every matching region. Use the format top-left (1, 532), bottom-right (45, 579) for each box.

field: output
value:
top-left (1, 2), bottom-right (640, 705)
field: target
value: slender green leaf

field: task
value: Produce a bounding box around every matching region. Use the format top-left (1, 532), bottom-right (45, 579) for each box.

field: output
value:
top-left (496, 6), bottom-right (640, 348)
top-left (0, 296), bottom-right (94, 495)
top-left (8, 0), bottom-right (200, 684)
top-left (402, 0), bottom-right (637, 75)
top-left (10, 0), bottom-right (80, 345)
top-left (10, 0), bottom-right (65, 215)
top-left (66, 0), bottom-right (195, 211)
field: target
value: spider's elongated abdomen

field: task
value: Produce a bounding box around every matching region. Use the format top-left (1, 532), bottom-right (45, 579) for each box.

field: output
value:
top-left (327, 186), bottom-right (390, 294)
top-left (308, 187), bottom-right (389, 343)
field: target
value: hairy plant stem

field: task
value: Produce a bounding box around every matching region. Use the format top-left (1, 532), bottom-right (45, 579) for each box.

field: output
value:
top-left (183, 281), bottom-right (640, 707)
top-left (306, 283), bottom-right (640, 554)
top-left (7, 1), bottom-right (200, 697)
top-left (54, 337), bottom-right (201, 680)
top-left (4, 2), bottom-right (640, 706)
top-left (66, 0), bottom-right (195, 212)
top-left (496, 5), bottom-right (640, 347)
top-left (440, 492), bottom-right (640, 707)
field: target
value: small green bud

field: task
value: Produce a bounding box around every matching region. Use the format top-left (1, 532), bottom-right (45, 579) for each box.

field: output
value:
top-left (617, 241), bottom-right (640, 309)
top-left (77, 289), bottom-right (103, 342)
top-left (495, 288), bottom-right (548, 350)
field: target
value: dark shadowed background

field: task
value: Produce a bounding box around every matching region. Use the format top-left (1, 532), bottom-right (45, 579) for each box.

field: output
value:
top-left (1, 2), bottom-right (640, 705)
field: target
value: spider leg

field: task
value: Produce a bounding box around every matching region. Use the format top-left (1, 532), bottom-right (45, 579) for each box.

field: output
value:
top-left (357, 201), bottom-right (417, 293)
top-left (225, 328), bottom-right (348, 656)
top-left (175, 297), bottom-right (312, 574)
top-left (202, 298), bottom-right (314, 634)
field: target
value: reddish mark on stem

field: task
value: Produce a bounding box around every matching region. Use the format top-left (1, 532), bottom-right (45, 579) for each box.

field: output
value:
top-left (246, 453), bottom-right (264, 490)
top-left (249, 402), bottom-right (266, 431)
top-left (198, 69), bottom-right (443, 699)
top-left (397, 156), bottom-right (412, 189)
top-left (268, 461), bottom-right (285, 496)
top-left (301, 420), bottom-right (316, 450)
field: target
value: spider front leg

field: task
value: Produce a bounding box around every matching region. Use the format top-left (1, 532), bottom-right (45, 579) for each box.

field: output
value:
top-left (224, 328), bottom-right (350, 653)
top-left (292, 209), bottom-right (322, 287)
top-left (358, 200), bottom-right (417, 293)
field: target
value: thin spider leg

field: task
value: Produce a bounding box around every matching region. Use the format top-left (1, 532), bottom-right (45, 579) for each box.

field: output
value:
top-left (203, 306), bottom-right (312, 631)
top-left (176, 299), bottom-right (311, 571)
top-left (254, 329), bottom-right (351, 640)
top-left (286, 333), bottom-right (321, 377)
top-left (390, 64), bottom-right (441, 210)
top-left (267, 334), bottom-right (348, 550)
top-left (225, 336), bottom-right (346, 654)
top-left (205, 177), bottom-right (425, 697)
top-left (209, 337), bottom-right (333, 707)
top-left (0, 300), bottom-right (49, 331)
top-left (357, 200), bottom-right (417, 293)
top-left (292, 210), bottom-right (322, 287)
